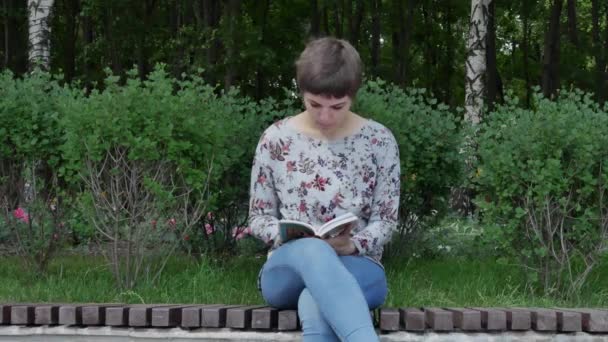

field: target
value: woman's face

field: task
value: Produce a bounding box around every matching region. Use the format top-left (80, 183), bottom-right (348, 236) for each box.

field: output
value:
top-left (302, 92), bottom-right (353, 132)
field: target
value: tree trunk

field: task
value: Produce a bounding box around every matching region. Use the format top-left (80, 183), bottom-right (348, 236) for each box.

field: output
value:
top-left (82, 13), bottom-right (94, 88)
top-left (370, 0), bottom-right (381, 77)
top-left (485, 0), bottom-right (503, 111)
top-left (137, 0), bottom-right (156, 80)
top-left (421, 4), bottom-right (435, 93)
top-left (309, 0), bottom-right (319, 37)
top-left (322, 4), bottom-right (330, 36)
top-left (343, 0), bottom-right (365, 47)
top-left (566, 0), bottom-right (578, 46)
top-left (521, 1), bottom-right (533, 107)
top-left (591, 0), bottom-right (606, 104)
top-left (28, 0), bottom-right (54, 70)
top-left (443, 2), bottom-right (455, 105)
top-left (2, 0), bottom-right (7, 69)
top-left (60, 0), bottom-right (79, 82)
top-left (254, 0), bottom-right (269, 101)
top-left (333, 0), bottom-right (342, 38)
top-left (465, 0), bottom-right (490, 125)
top-left (604, 8), bottom-right (608, 105)
top-left (103, 6), bottom-right (121, 75)
top-left (541, 0), bottom-right (563, 99)
top-left (223, 0), bottom-right (240, 92)
top-left (203, 0), bottom-right (221, 84)
top-left (391, 0), bottom-right (414, 87)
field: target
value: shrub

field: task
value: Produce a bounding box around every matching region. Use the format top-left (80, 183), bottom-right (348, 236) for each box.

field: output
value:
top-left (0, 70), bottom-right (67, 208)
top-left (475, 89), bottom-right (608, 297)
top-left (354, 80), bottom-right (464, 258)
top-left (60, 66), bottom-right (240, 288)
top-left (0, 70), bottom-right (73, 270)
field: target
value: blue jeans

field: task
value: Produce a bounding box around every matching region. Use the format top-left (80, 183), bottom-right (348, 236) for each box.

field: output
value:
top-left (258, 238), bottom-right (387, 342)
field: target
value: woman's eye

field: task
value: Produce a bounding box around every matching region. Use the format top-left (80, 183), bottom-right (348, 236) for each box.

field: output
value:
top-left (310, 103), bottom-right (321, 108)
top-left (331, 106), bottom-right (344, 110)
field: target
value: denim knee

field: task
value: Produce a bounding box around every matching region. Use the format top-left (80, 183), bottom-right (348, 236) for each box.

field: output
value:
top-left (288, 238), bottom-right (336, 264)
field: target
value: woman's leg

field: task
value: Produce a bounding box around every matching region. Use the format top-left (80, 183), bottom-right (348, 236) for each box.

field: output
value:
top-left (259, 238), bottom-right (380, 342)
top-left (296, 255), bottom-right (387, 341)
top-left (298, 288), bottom-right (339, 341)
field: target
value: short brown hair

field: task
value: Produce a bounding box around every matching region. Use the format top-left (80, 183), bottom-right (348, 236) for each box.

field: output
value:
top-left (295, 37), bottom-right (362, 98)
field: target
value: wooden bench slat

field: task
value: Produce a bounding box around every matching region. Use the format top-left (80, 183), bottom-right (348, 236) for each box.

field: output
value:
top-left (152, 305), bottom-right (184, 327)
top-left (251, 307), bottom-right (278, 330)
top-left (498, 308), bottom-right (531, 331)
top-left (226, 305), bottom-right (266, 329)
top-left (558, 308), bottom-right (608, 332)
top-left (34, 305), bottom-right (60, 325)
top-left (180, 304), bottom-right (223, 328)
top-left (446, 308), bottom-right (481, 331)
top-left (11, 305), bottom-right (34, 325)
top-left (469, 307), bottom-right (506, 331)
top-left (379, 308), bottom-right (400, 331)
top-left (82, 304), bottom-right (122, 326)
top-left (529, 308), bottom-right (557, 331)
top-left (277, 310), bottom-right (298, 331)
top-left (399, 308), bottom-right (425, 331)
top-left (59, 305), bottom-right (82, 326)
top-left (202, 305), bottom-right (242, 328)
top-left (555, 309), bottom-right (582, 332)
top-left (0, 305), bottom-right (11, 325)
top-left (105, 306), bottom-right (129, 326)
top-left (129, 305), bottom-right (170, 327)
top-left (424, 307), bottom-right (453, 331)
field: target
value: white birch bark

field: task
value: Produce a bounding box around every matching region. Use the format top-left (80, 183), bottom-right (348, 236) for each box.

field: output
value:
top-left (465, 0), bottom-right (491, 125)
top-left (28, 0), bottom-right (54, 70)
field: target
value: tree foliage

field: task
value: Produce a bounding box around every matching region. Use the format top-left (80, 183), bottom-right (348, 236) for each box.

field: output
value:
top-left (1, 0), bottom-right (605, 105)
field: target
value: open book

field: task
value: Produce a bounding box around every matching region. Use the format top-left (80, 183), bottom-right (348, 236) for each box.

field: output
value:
top-left (279, 212), bottom-right (358, 243)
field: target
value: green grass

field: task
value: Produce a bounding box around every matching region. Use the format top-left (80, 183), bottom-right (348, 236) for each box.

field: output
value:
top-left (0, 254), bottom-right (606, 307)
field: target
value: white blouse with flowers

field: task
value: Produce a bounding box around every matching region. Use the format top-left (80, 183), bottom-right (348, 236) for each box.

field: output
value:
top-left (248, 116), bottom-right (401, 263)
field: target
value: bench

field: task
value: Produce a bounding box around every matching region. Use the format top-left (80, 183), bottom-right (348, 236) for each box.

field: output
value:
top-left (1, 303), bottom-right (607, 340)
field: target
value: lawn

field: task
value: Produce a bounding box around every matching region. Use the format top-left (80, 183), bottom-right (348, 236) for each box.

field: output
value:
top-left (1, 253), bottom-right (606, 308)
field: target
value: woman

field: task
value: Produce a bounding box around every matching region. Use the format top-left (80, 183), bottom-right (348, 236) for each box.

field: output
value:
top-left (249, 37), bottom-right (400, 341)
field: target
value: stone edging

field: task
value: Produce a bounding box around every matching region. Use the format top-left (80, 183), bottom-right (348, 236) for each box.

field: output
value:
top-left (1, 326), bottom-right (608, 342)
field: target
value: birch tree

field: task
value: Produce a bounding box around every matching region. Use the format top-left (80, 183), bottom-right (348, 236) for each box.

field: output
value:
top-left (28, 0), bottom-right (53, 69)
top-left (465, 0), bottom-right (490, 125)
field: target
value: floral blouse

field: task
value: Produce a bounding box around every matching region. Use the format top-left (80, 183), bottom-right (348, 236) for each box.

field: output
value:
top-left (248, 116), bottom-right (401, 263)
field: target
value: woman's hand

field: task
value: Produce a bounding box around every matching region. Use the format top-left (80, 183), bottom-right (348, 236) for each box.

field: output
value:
top-left (325, 225), bottom-right (357, 255)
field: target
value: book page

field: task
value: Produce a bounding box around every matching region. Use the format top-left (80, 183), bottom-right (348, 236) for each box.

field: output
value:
top-left (318, 213), bottom-right (358, 238)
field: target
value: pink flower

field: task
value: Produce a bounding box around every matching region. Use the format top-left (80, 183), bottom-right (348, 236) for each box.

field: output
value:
top-left (12, 208), bottom-right (29, 224)
top-left (257, 174), bottom-right (267, 184)
top-left (286, 161), bottom-right (296, 172)
top-left (298, 200), bottom-right (307, 213)
top-left (371, 138), bottom-right (378, 145)
top-left (232, 226), bottom-right (252, 240)
top-left (312, 175), bottom-right (330, 191)
top-left (205, 223), bottom-right (214, 235)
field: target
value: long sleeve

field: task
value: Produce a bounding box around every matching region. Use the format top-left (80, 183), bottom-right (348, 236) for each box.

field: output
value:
top-left (248, 133), bottom-right (282, 248)
top-left (351, 132), bottom-right (401, 256)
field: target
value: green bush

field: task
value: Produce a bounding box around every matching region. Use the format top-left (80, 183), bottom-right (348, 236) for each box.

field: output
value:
top-left (0, 70), bottom-right (67, 207)
top-left (475, 89), bottom-right (608, 297)
top-left (58, 65), bottom-right (281, 286)
top-left (354, 80), bottom-right (465, 258)
top-left (0, 70), bottom-right (75, 270)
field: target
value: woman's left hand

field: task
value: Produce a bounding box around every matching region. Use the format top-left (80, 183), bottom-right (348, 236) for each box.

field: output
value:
top-left (325, 225), bottom-right (357, 255)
